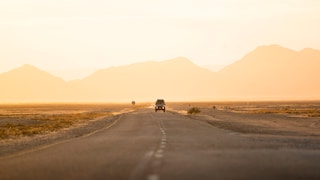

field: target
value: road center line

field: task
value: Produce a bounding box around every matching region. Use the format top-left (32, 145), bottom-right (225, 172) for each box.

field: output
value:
top-left (130, 150), bottom-right (155, 180)
top-left (145, 116), bottom-right (168, 180)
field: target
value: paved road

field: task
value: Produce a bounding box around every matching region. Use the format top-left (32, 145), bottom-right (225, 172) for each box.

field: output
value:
top-left (0, 108), bottom-right (319, 180)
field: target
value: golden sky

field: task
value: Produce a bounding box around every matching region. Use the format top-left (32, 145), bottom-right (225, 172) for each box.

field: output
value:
top-left (1, 0), bottom-right (320, 80)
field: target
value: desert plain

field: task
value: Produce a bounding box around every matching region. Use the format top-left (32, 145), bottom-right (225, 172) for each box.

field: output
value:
top-left (1, 101), bottom-right (319, 155)
top-left (0, 101), bottom-right (319, 179)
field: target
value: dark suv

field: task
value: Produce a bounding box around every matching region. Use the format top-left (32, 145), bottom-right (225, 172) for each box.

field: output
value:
top-left (155, 99), bottom-right (166, 112)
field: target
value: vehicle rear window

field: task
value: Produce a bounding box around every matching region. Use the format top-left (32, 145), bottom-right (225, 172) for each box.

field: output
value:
top-left (156, 100), bottom-right (164, 104)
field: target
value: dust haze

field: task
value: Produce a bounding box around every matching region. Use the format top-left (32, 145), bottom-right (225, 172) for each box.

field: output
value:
top-left (0, 45), bottom-right (320, 103)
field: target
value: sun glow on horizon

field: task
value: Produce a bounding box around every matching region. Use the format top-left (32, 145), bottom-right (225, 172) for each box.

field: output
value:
top-left (0, 0), bottom-right (320, 80)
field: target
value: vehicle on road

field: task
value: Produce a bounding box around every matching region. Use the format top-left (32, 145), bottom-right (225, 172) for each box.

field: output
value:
top-left (155, 99), bottom-right (166, 112)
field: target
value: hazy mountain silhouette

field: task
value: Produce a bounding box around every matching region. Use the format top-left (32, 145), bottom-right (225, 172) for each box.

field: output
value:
top-left (69, 57), bottom-right (215, 101)
top-left (0, 45), bottom-right (319, 102)
top-left (217, 45), bottom-right (320, 99)
top-left (0, 64), bottom-right (67, 102)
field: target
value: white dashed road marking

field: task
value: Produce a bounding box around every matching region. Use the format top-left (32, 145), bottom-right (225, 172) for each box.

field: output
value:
top-left (145, 117), bottom-right (168, 180)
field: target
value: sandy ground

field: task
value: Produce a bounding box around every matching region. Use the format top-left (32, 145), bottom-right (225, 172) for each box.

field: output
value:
top-left (0, 103), bottom-right (144, 156)
top-left (168, 102), bottom-right (320, 150)
top-left (1, 102), bottom-right (319, 156)
top-left (169, 102), bottom-right (320, 136)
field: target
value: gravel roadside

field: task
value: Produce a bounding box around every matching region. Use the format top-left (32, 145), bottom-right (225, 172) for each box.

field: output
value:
top-left (0, 114), bottom-right (121, 157)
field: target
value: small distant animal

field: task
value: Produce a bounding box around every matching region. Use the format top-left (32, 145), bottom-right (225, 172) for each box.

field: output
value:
top-left (131, 101), bottom-right (136, 105)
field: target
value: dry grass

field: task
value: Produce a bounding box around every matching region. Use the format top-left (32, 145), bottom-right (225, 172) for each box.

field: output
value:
top-left (169, 101), bottom-right (320, 137)
top-left (0, 103), bottom-right (143, 140)
top-left (0, 112), bottom-right (110, 139)
top-left (249, 108), bottom-right (320, 117)
top-left (169, 101), bottom-right (320, 117)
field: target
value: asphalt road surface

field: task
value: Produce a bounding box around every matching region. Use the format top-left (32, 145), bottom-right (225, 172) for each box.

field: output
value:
top-left (0, 108), bottom-right (319, 180)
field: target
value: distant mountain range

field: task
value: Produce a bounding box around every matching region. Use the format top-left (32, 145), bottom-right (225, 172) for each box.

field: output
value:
top-left (1, 45), bottom-right (320, 102)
